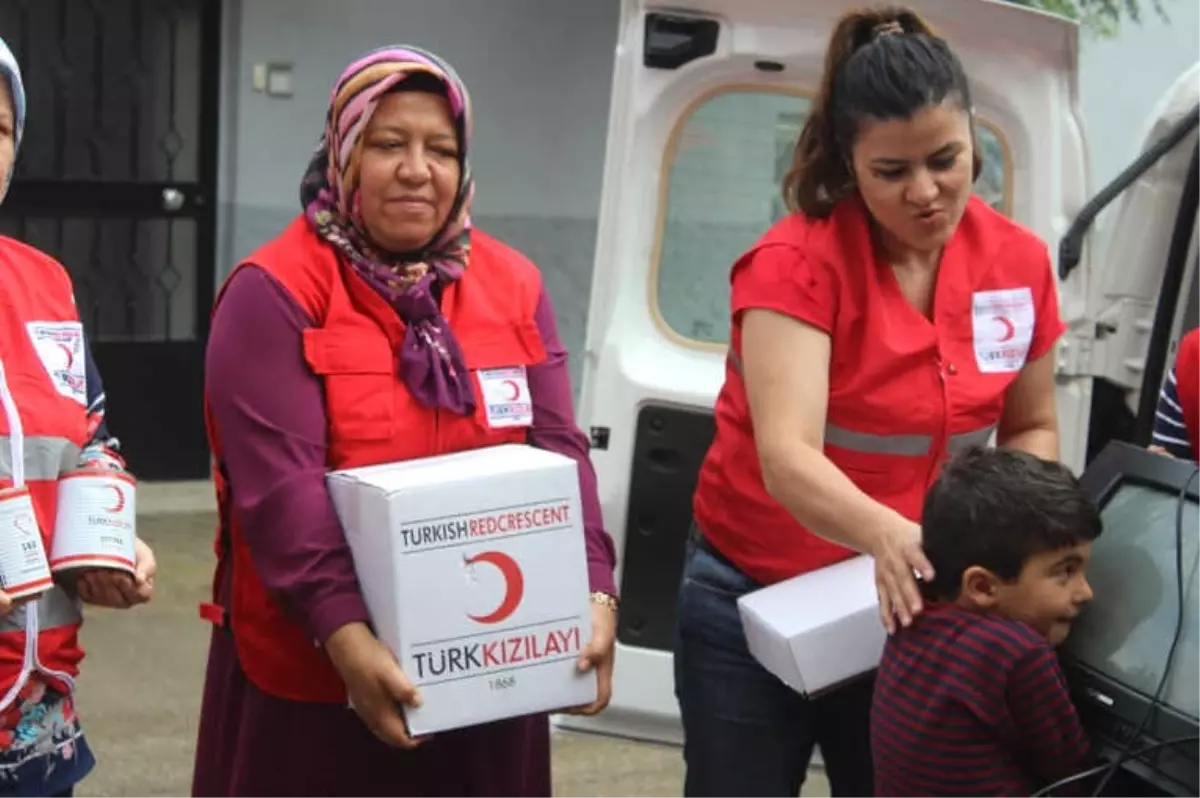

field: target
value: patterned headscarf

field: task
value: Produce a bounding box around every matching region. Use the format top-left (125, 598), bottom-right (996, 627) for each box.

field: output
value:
top-left (0, 36), bottom-right (26, 199)
top-left (300, 45), bottom-right (477, 415)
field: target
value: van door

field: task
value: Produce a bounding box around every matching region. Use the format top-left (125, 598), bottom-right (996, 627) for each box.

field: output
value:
top-left (1074, 64), bottom-right (1199, 460)
top-left (564, 0), bottom-right (1088, 743)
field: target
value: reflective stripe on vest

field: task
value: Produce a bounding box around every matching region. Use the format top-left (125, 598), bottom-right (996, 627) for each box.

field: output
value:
top-left (727, 352), bottom-right (995, 456)
top-left (946, 425), bottom-right (997, 455)
top-left (0, 587), bottom-right (81, 633)
top-left (824, 424), bottom-right (929, 456)
top-left (825, 423), bottom-right (996, 457)
top-left (0, 435), bottom-right (80, 481)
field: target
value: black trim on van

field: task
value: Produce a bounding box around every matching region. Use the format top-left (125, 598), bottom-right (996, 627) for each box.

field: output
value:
top-left (644, 12), bottom-right (719, 70)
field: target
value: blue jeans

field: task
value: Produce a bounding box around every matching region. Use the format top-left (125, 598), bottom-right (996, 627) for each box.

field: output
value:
top-left (673, 535), bottom-right (876, 797)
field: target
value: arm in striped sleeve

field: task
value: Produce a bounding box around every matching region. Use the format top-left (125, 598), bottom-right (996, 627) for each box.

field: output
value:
top-left (1007, 643), bottom-right (1092, 793)
top-left (1151, 368), bottom-right (1195, 460)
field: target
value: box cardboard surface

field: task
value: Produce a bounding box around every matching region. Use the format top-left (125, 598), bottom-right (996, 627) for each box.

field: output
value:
top-left (737, 554), bottom-right (885, 697)
top-left (327, 444), bottom-right (595, 735)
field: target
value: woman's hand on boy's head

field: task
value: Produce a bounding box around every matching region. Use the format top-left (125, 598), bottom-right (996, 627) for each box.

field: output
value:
top-left (871, 518), bottom-right (934, 634)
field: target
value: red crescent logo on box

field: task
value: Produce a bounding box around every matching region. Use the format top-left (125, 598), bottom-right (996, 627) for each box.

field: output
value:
top-left (465, 550), bottom-right (525, 624)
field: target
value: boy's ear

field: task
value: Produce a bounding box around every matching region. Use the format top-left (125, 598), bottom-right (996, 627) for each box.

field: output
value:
top-left (961, 565), bottom-right (1003, 609)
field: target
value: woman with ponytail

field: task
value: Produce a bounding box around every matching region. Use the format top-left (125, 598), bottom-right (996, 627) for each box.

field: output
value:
top-left (677, 6), bottom-right (1067, 795)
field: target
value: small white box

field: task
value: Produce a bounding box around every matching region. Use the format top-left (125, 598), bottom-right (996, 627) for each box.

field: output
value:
top-left (737, 555), bottom-right (885, 697)
top-left (327, 444), bottom-right (596, 736)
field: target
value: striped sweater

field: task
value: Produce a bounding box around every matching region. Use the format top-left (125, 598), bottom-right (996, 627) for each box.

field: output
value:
top-left (1153, 366), bottom-right (1195, 460)
top-left (871, 604), bottom-right (1090, 796)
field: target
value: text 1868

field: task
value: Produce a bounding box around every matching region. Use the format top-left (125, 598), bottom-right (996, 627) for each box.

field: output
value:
top-left (489, 675), bottom-right (516, 691)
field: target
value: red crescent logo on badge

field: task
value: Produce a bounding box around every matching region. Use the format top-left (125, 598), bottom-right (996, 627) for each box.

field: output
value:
top-left (501, 379), bottom-right (521, 402)
top-left (56, 343), bottom-right (75, 369)
top-left (465, 550), bottom-right (525, 624)
top-left (993, 315), bottom-right (1016, 343)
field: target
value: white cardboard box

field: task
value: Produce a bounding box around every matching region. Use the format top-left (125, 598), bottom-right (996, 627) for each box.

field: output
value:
top-left (326, 444), bottom-right (596, 735)
top-left (737, 554), bottom-right (885, 697)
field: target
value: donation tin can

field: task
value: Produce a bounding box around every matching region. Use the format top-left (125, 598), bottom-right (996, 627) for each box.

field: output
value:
top-left (0, 485), bottom-right (53, 600)
top-left (50, 442), bottom-right (136, 575)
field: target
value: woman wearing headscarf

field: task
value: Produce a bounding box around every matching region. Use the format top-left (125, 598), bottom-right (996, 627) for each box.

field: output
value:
top-left (190, 45), bottom-right (619, 797)
top-left (0, 36), bottom-right (156, 798)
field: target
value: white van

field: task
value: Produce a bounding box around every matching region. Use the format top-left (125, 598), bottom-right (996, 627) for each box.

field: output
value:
top-left (561, 0), bottom-right (1199, 744)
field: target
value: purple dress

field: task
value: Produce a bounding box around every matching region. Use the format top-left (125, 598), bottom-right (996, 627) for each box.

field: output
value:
top-left (190, 263), bottom-right (618, 798)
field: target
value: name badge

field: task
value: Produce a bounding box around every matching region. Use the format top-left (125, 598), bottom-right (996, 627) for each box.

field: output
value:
top-left (972, 288), bottom-right (1035, 374)
top-left (477, 366), bottom-right (533, 429)
top-left (27, 321), bottom-right (87, 406)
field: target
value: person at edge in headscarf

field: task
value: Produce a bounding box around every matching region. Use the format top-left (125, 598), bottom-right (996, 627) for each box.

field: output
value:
top-left (190, 45), bottom-right (619, 797)
top-left (0, 35), bottom-right (157, 798)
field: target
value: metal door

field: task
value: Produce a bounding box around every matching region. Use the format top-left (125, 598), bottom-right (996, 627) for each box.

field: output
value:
top-left (0, 0), bottom-right (222, 481)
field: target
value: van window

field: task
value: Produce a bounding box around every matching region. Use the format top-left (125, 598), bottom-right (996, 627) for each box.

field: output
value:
top-left (653, 88), bottom-right (1011, 346)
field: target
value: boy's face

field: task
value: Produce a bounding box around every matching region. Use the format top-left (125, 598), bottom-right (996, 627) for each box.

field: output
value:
top-left (964, 542), bottom-right (1095, 645)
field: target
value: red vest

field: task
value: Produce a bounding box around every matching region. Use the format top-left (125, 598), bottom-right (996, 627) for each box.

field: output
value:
top-left (694, 197), bottom-right (1065, 585)
top-left (203, 217), bottom-right (547, 703)
top-left (0, 237), bottom-right (91, 707)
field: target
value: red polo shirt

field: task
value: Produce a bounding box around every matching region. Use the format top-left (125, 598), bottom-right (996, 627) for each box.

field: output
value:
top-left (693, 195), bottom-right (1067, 585)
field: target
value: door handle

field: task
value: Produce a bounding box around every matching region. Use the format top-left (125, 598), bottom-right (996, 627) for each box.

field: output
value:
top-left (645, 446), bottom-right (682, 474)
top-left (161, 187), bottom-right (185, 213)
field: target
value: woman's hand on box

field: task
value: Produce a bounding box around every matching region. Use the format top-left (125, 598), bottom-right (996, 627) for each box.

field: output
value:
top-left (564, 599), bottom-right (617, 716)
top-left (76, 538), bottom-right (157, 609)
top-left (326, 622), bottom-right (429, 749)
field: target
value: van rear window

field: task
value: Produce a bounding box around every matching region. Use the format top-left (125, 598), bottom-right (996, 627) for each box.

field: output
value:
top-left (651, 87), bottom-right (1011, 347)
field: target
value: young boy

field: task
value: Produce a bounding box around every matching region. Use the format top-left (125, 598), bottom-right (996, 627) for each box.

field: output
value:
top-left (871, 446), bottom-right (1099, 797)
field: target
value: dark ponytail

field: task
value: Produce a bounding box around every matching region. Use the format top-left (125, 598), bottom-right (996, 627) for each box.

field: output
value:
top-left (782, 6), bottom-right (981, 219)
